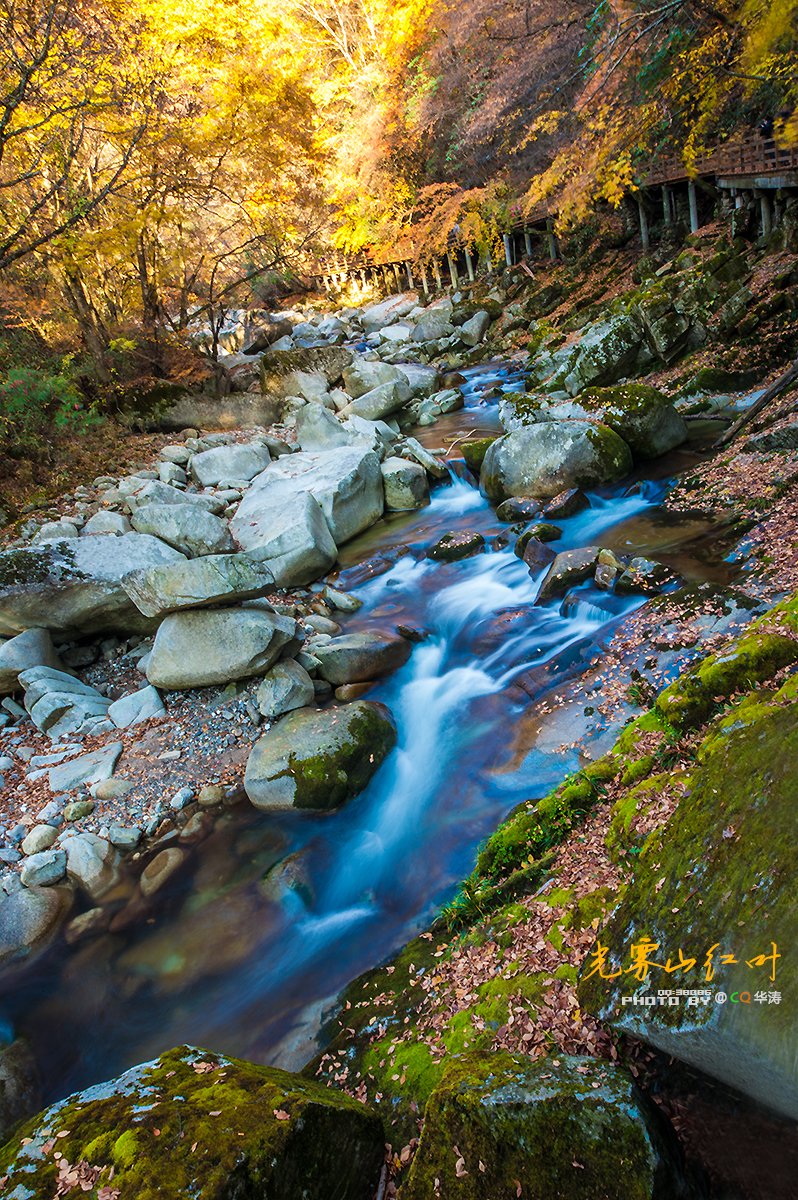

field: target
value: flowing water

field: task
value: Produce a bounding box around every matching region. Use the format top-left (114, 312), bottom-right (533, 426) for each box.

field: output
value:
top-left (0, 364), bottom-right (735, 1103)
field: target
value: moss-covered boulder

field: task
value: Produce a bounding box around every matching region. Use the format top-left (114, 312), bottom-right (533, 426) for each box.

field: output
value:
top-left (0, 1045), bottom-right (384, 1200)
top-left (578, 385), bottom-right (688, 459)
top-left (480, 423), bottom-right (632, 501)
top-left (244, 700), bottom-right (397, 811)
top-left (461, 437), bottom-right (499, 475)
top-left (654, 593), bottom-right (798, 730)
top-left (400, 1052), bottom-right (689, 1200)
top-left (426, 531), bottom-right (486, 562)
top-left (578, 696), bottom-right (798, 1120)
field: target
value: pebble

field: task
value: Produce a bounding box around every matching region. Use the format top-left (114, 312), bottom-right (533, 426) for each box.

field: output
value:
top-left (0, 757), bottom-right (14, 771)
top-left (63, 800), bottom-right (95, 822)
top-left (170, 786), bottom-right (195, 811)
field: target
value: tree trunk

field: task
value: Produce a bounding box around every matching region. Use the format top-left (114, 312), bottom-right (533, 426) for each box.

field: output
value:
top-left (56, 266), bottom-right (111, 384)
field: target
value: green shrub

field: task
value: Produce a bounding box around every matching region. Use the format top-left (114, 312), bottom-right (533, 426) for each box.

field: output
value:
top-left (0, 367), bottom-right (101, 458)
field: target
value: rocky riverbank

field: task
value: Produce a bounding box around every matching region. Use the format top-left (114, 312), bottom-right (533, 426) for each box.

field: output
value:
top-left (1, 215), bottom-right (798, 1197)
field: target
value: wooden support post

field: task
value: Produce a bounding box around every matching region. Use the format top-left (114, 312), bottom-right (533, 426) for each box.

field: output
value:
top-left (433, 259), bottom-right (442, 289)
top-left (503, 234), bottom-right (513, 266)
top-left (546, 219), bottom-right (557, 261)
top-left (381, 267), bottom-right (389, 291)
top-left (662, 186), bottom-right (672, 224)
top-left (392, 264), bottom-right (401, 291)
top-left (524, 229), bottom-right (532, 256)
top-left (688, 180), bottom-right (699, 234)
top-left (638, 200), bottom-right (650, 250)
top-left (464, 246), bottom-right (475, 282)
top-left (420, 262), bottom-right (430, 296)
top-left (405, 261), bottom-right (414, 288)
top-left (761, 192), bottom-right (773, 238)
top-left (322, 275), bottom-right (331, 293)
top-left (360, 269), bottom-right (367, 289)
top-left (446, 250), bottom-right (459, 289)
top-left (484, 248), bottom-right (493, 274)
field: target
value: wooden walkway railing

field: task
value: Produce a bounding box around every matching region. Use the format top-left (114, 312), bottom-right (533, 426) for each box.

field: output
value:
top-left (306, 133), bottom-right (798, 285)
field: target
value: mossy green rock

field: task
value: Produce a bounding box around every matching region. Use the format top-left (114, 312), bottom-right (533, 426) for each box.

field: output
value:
top-left (401, 1051), bottom-right (688, 1200)
top-left (244, 700), bottom-right (397, 811)
top-left (480, 423), bottom-right (632, 501)
top-left (578, 385), bottom-right (688, 459)
top-left (578, 699), bottom-right (798, 1120)
top-left (0, 1045), bottom-right (384, 1200)
top-left (461, 437), bottom-right (499, 474)
top-left (654, 594), bottom-right (798, 730)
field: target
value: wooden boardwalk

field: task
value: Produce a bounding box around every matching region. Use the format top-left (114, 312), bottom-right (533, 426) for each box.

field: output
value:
top-left (307, 133), bottom-right (798, 288)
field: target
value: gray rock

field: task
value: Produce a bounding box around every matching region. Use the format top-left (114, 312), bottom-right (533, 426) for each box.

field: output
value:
top-left (313, 631), bottom-right (411, 685)
top-left (108, 684), bottom-right (165, 728)
top-left (131, 503), bottom-right (235, 558)
top-left (0, 534), bottom-right (186, 639)
top-left (231, 446), bottom-right (384, 554)
top-left (342, 358), bottom-right (409, 399)
top-left (256, 659), bottom-right (315, 718)
top-left (323, 586), bottom-right (363, 613)
top-left (245, 700), bottom-right (397, 811)
top-left (0, 628), bottom-right (69, 694)
top-left (381, 458), bottom-right (430, 510)
top-left (190, 443), bottom-right (271, 487)
top-left (20, 667), bottom-right (111, 741)
top-left (20, 825), bottom-right (59, 856)
top-left (361, 292), bottom-right (419, 333)
top-left (140, 846), bottom-right (186, 896)
top-left (130, 480), bottom-right (225, 515)
top-left (296, 404), bottom-right (351, 451)
top-left (480, 422), bottom-right (633, 501)
top-left (0, 884), bottom-right (73, 967)
top-left (108, 824), bottom-right (141, 849)
top-left (48, 742), bottom-right (123, 792)
top-left (81, 511), bottom-right (132, 536)
top-left (34, 521), bottom-right (78, 543)
top-left (562, 311), bottom-right (645, 396)
top-left (459, 310), bottom-right (491, 346)
top-left (536, 547), bottom-right (603, 602)
top-left (20, 848), bottom-right (66, 887)
top-left (170, 786), bottom-right (195, 810)
top-left (63, 799), bottom-right (95, 821)
top-left (397, 363), bottom-right (440, 398)
top-left (159, 444), bottom-right (192, 464)
top-left (146, 608), bottom-right (301, 689)
top-left (122, 554), bottom-right (274, 618)
top-left (229, 492), bottom-right (336, 588)
top-left (65, 833), bottom-right (122, 900)
top-left (401, 437), bottom-right (448, 477)
top-left (412, 307), bottom-right (455, 343)
top-left (338, 381), bottom-right (411, 422)
top-left (94, 777), bottom-right (134, 800)
top-left (158, 461), bottom-right (187, 486)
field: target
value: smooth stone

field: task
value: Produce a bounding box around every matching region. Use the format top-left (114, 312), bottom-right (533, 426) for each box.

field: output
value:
top-left (20, 825), bottom-right (58, 856)
top-left (338, 381), bottom-right (411, 422)
top-left (94, 777), bottom-right (135, 801)
top-left (65, 833), bottom-right (122, 901)
top-left (20, 848), bottom-right (66, 887)
top-left (34, 521), bottom-right (78, 542)
top-left (108, 824), bottom-right (141, 849)
top-left (256, 660), bottom-right (316, 718)
top-left (381, 457), bottom-right (430, 510)
top-left (536, 547), bottom-right (603, 603)
top-left (313, 631), bottom-right (411, 685)
top-left (295, 404), bottom-right (352, 451)
top-left (140, 847), bottom-right (186, 897)
top-left (49, 743), bottom-right (123, 792)
top-left (146, 609), bottom-right (300, 689)
top-left (495, 497), bottom-right (543, 522)
top-left (0, 885), bottom-right (73, 967)
top-left (245, 700), bottom-right (397, 811)
top-left (229, 491), bottom-right (337, 588)
top-left (522, 538), bottom-right (558, 571)
top-left (0, 534), bottom-right (186, 639)
top-left (131, 503), bottom-right (235, 558)
top-left (63, 800), bottom-right (96, 822)
top-left (0, 628), bottom-right (69, 695)
top-left (480, 423), bottom-right (632, 501)
top-left (81, 511), bottom-right (132, 536)
top-left (190, 443), bottom-right (271, 487)
top-left (342, 357), bottom-right (409, 398)
top-left (304, 614), bottom-right (341, 636)
top-left (108, 685), bottom-right (165, 728)
top-left (334, 683), bottom-right (374, 701)
top-left (132, 480), bottom-right (225, 515)
top-left (197, 784), bottom-right (226, 807)
top-left (122, 553), bottom-right (274, 619)
top-left (323, 586), bottom-right (362, 612)
top-left (426, 531), bottom-right (485, 562)
top-left (542, 487), bottom-right (590, 520)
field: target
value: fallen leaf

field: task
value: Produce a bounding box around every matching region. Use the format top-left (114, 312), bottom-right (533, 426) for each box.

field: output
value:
top-left (209, 1111), bottom-right (222, 1117)
top-left (273, 1110), bottom-right (290, 1121)
top-left (515, 1180), bottom-right (522, 1197)
top-left (191, 1143), bottom-right (198, 1153)
top-left (455, 1157), bottom-right (468, 1178)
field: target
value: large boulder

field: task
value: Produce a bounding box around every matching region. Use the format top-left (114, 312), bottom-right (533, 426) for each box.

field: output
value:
top-left (260, 346), bottom-right (353, 397)
top-left (296, 403), bottom-right (352, 451)
top-left (129, 480), bottom-right (225, 515)
top-left (48, 742), bottom-right (123, 792)
top-left (480, 422), bottom-right (632, 501)
top-left (230, 492), bottom-right (337, 588)
top-left (0, 1045), bottom-right (385, 1200)
top-left (130, 504), bottom-right (235, 558)
top-left (256, 659), bottom-right (315, 718)
top-left (122, 554), bottom-right (274, 618)
top-left (361, 292), bottom-right (419, 333)
top-left (561, 312), bottom-right (645, 396)
top-left (20, 666), bottom-right (111, 740)
top-left (245, 700), bottom-right (397, 811)
top-left (381, 457), bottom-right (430, 510)
top-left (342, 358), bottom-right (410, 399)
top-left (401, 1052), bottom-right (689, 1200)
top-left (230, 447), bottom-right (384, 552)
top-left (0, 627), bottom-right (68, 694)
top-left (338, 381), bottom-right (411, 422)
top-left (159, 392), bottom-right (281, 433)
top-left (64, 833), bottom-right (122, 902)
top-left (189, 443), bottom-right (271, 487)
top-left (0, 885), bottom-right (73, 970)
top-left (313, 631), bottom-right (412, 685)
top-left (146, 607), bottom-right (301, 689)
top-left (0, 534), bottom-right (185, 638)
top-left (412, 306), bottom-right (455, 343)
top-left (578, 696), bottom-right (798, 1121)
